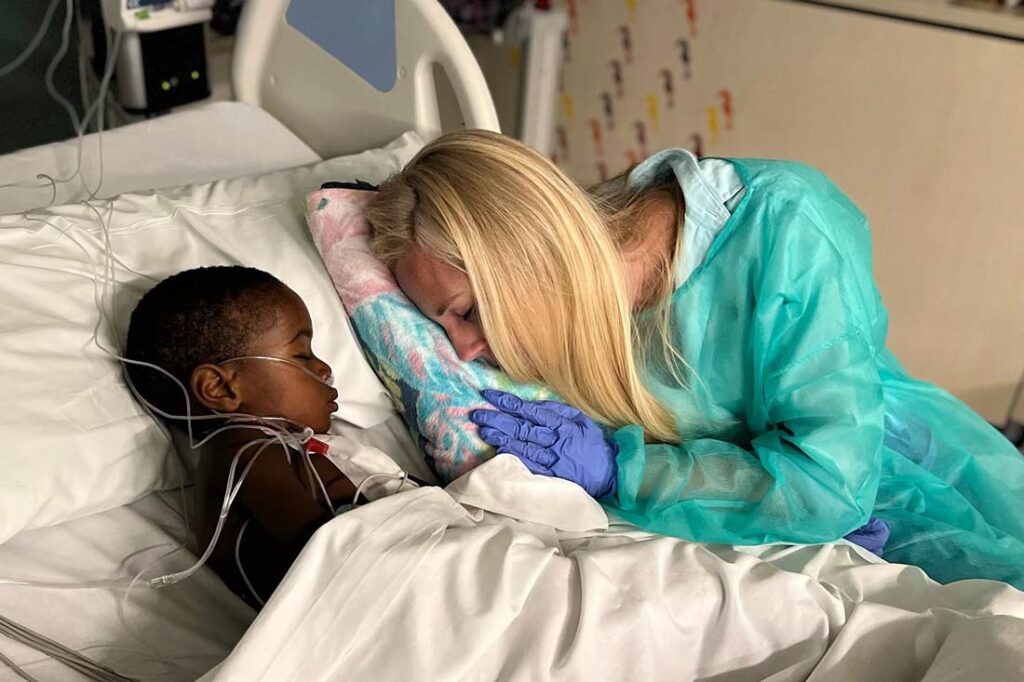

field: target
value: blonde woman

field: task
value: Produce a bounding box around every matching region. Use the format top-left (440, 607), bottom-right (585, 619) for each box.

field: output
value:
top-left (364, 130), bottom-right (1024, 589)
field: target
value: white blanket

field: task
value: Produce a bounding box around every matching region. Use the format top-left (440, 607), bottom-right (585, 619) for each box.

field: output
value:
top-left (208, 457), bottom-right (1024, 681)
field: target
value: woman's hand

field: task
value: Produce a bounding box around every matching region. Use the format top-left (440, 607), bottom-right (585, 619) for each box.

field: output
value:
top-left (469, 389), bottom-right (618, 499)
top-left (843, 517), bottom-right (890, 556)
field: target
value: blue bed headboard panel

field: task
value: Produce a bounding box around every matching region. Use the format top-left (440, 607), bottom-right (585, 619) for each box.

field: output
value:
top-left (286, 0), bottom-right (397, 92)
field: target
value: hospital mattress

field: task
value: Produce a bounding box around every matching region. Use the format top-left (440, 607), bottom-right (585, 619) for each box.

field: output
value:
top-left (0, 491), bottom-right (254, 681)
top-left (0, 102), bottom-right (320, 216)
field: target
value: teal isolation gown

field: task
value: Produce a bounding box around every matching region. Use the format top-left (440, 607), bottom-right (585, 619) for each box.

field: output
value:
top-left (607, 153), bottom-right (1024, 589)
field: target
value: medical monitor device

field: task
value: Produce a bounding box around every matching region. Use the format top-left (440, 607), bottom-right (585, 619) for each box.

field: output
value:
top-left (83, 0), bottom-right (214, 113)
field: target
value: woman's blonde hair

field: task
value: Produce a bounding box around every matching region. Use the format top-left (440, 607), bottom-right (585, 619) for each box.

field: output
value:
top-left (364, 130), bottom-right (680, 442)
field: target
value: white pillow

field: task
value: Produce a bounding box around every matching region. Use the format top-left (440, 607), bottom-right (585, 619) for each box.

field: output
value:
top-left (0, 132), bottom-right (423, 543)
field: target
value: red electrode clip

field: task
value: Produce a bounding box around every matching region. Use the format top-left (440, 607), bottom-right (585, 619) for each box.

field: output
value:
top-left (304, 437), bottom-right (330, 456)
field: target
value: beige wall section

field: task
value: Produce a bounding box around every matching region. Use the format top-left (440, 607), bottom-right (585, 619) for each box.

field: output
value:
top-left (552, 0), bottom-right (1024, 421)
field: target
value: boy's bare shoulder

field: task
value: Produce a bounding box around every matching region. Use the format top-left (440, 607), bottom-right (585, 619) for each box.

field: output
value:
top-left (194, 428), bottom-right (287, 491)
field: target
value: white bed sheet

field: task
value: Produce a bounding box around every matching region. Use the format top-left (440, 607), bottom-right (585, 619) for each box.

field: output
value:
top-left (209, 457), bottom-right (1024, 681)
top-left (0, 102), bottom-right (320, 216)
top-left (0, 492), bottom-right (254, 681)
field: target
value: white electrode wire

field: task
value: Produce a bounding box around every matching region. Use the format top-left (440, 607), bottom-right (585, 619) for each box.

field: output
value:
top-left (0, 1), bottom-right (121, 208)
top-left (103, 86), bottom-right (131, 127)
top-left (76, 190), bottom-right (314, 578)
top-left (73, 19), bottom-right (124, 201)
top-left (220, 355), bottom-right (335, 388)
top-left (120, 355), bottom-right (300, 448)
top-left (147, 440), bottom-right (263, 590)
top-left (304, 450), bottom-right (333, 512)
top-left (234, 520), bottom-right (266, 607)
top-left (0, 128), bottom-right (325, 602)
top-left (0, 424), bottom-right (277, 593)
top-left (352, 471), bottom-right (412, 507)
top-left (0, 545), bottom-right (177, 591)
top-left (164, 472), bottom-right (193, 540)
top-left (0, 34), bottom-right (318, 671)
top-left (0, 646), bottom-right (41, 682)
top-left (0, 539), bottom-right (181, 591)
top-left (80, 28), bottom-right (123, 200)
top-left (82, 198), bottom-right (209, 452)
top-left (2, 644), bottom-right (199, 675)
top-left (40, 0), bottom-right (84, 191)
top-left (112, 543), bottom-right (199, 679)
top-left (0, 0), bottom-right (63, 78)
top-left (149, 435), bottom-right (282, 589)
top-left (84, 101), bottom-right (106, 199)
top-left (84, 211), bottom-right (303, 450)
top-left (43, 0), bottom-right (120, 198)
top-left (0, 576), bottom-right (133, 590)
top-left (17, 208), bottom-right (155, 280)
top-left (301, 451), bottom-right (318, 498)
top-left (74, 198), bottom-right (303, 452)
top-left (15, 206), bottom-right (305, 458)
top-left (0, 614), bottom-right (135, 682)
top-left (0, 0), bottom-right (79, 200)
top-left (0, 203), bottom-right (311, 592)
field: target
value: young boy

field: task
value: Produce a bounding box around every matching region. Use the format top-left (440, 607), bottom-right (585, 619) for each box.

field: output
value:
top-left (125, 266), bottom-right (356, 606)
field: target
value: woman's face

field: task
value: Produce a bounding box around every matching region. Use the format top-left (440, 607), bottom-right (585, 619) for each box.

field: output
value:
top-left (393, 244), bottom-right (497, 365)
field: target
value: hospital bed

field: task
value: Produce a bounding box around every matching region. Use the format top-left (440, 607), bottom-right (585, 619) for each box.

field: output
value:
top-left (3, 1), bottom-right (1024, 680)
top-left (0, 0), bottom-right (495, 679)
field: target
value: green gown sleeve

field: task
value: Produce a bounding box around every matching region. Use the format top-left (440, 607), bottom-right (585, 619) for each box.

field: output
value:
top-left (608, 164), bottom-right (888, 545)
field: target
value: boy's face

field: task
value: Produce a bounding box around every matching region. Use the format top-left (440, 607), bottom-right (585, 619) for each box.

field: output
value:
top-left (202, 288), bottom-right (338, 433)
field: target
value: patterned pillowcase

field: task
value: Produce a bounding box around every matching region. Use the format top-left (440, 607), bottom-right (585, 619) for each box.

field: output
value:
top-left (306, 186), bottom-right (556, 483)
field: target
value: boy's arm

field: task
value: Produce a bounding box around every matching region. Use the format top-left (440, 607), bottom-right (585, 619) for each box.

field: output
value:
top-left (231, 443), bottom-right (347, 554)
top-left (307, 454), bottom-right (359, 506)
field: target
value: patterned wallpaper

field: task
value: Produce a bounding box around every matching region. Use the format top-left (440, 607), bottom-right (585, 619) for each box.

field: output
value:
top-left (550, 0), bottom-right (736, 185)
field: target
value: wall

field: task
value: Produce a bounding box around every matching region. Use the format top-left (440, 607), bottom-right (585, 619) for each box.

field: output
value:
top-left (552, 0), bottom-right (728, 182)
top-left (550, 0), bottom-right (1024, 421)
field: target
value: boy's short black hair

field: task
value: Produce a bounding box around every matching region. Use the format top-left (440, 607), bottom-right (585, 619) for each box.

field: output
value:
top-left (124, 266), bottom-right (287, 424)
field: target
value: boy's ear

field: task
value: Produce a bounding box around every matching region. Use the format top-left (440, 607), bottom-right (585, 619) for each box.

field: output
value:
top-left (190, 364), bottom-right (242, 413)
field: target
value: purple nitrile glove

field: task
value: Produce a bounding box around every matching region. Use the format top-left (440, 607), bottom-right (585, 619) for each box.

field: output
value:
top-left (844, 517), bottom-right (891, 557)
top-left (469, 389), bottom-right (619, 499)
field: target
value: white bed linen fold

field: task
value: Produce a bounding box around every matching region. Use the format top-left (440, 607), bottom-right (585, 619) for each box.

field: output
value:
top-left (209, 459), bottom-right (1024, 681)
top-left (0, 493), bottom-right (253, 681)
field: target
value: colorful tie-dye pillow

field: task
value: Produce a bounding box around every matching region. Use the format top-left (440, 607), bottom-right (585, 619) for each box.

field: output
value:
top-left (306, 186), bottom-right (557, 483)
